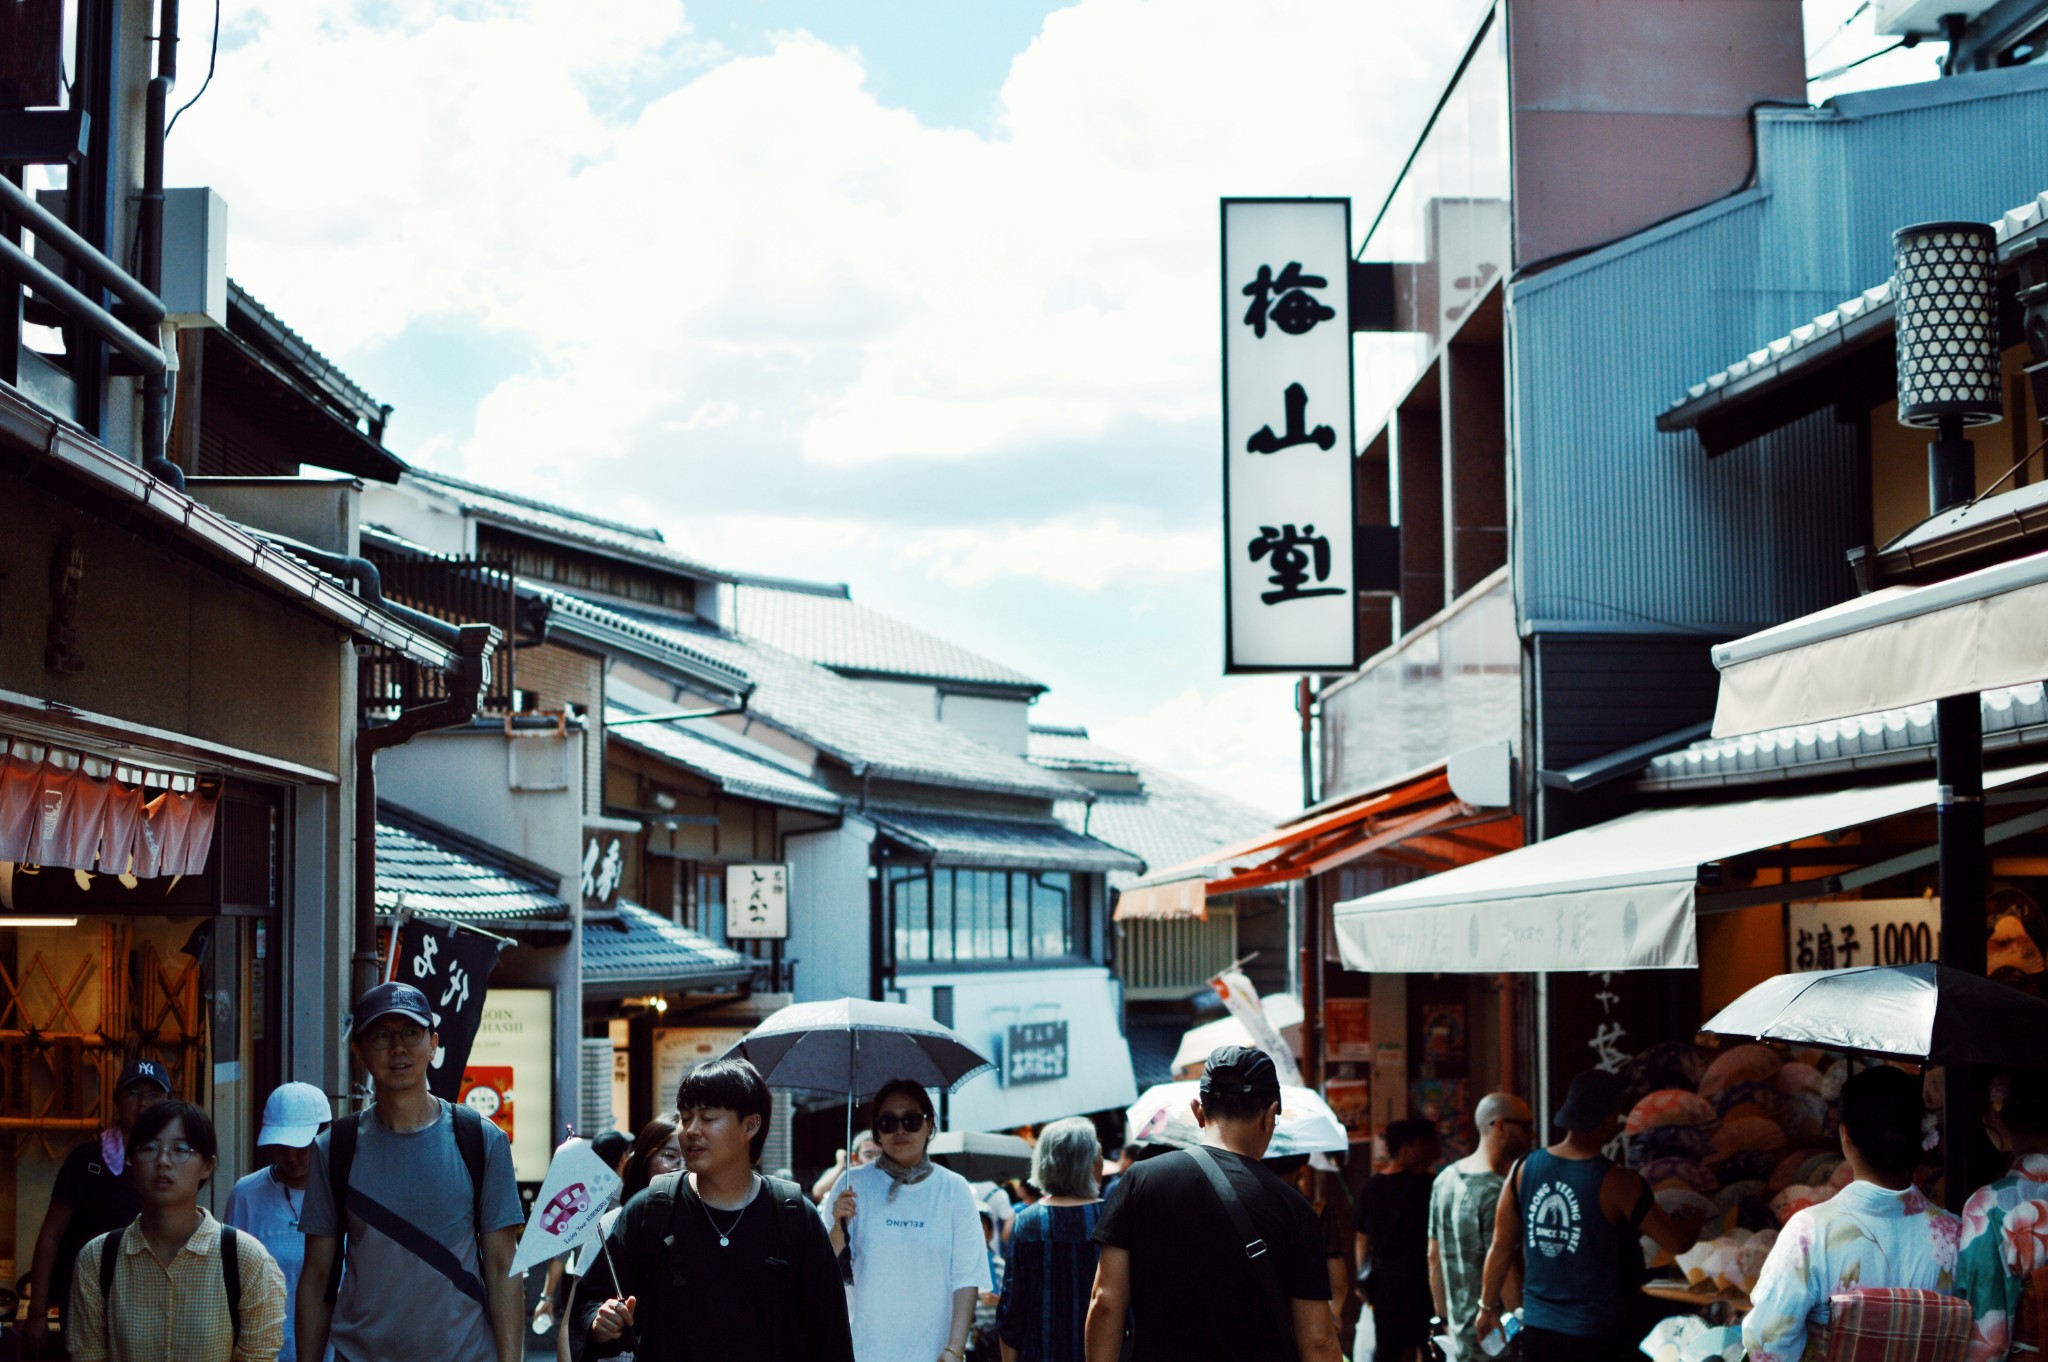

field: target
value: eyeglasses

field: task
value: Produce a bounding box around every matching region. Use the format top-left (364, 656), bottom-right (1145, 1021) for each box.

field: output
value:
top-left (135, 1141), bottom-right (198, 1165)
top-left (362, 1025), bottom-right (428, 1051)
top-left (874, 1111), bottom-right (928, 1136)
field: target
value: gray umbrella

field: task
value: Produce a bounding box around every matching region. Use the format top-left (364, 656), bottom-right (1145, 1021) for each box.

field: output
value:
top-left (1699, 962), bottom-right (2048, 1069)
top-left (722, 997), bottom-right (994, 1098)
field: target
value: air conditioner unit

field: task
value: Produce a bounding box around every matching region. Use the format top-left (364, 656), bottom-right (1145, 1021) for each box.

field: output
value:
top-left (1873, 0), bottom-right (1995, 36)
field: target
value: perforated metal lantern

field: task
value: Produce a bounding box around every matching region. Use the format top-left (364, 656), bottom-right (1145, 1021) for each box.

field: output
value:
top-left (1892, 221), bottom-right (2004, 428)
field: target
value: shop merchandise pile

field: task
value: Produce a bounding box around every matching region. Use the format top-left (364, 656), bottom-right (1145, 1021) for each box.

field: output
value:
top-left (1615, 1042), bottom-right (1939, 1296)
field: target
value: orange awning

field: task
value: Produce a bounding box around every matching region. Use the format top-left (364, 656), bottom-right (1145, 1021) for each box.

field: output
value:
top-left (1115, 762), bottom-right (1520, 921)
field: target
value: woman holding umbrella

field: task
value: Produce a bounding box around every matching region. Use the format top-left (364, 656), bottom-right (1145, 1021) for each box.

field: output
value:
top-left (826, 1080), bottom-right (989, 1362)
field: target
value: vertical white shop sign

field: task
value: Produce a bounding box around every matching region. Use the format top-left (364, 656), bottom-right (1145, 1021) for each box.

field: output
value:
top-left (1222, 198), bottom-right (1357, 672)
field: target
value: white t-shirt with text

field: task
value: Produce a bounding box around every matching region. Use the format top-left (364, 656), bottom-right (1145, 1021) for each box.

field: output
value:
top-left (827, 1160), bottom-right (991, 1362)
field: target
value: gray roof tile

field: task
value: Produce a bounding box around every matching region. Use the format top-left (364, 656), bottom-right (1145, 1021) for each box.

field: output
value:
top-left (375, 814), bottom-right (568, 922)
top-left (867, 804), bottom-right (1145, 875)
top-left (735, 584), bottom-right (1045, 692)
top-left (606, 706), bottom-right (844, 814)
top-left (1029, 726), bottom-right (1280, 889)
top-left (616, 609), bottom-right (1081, 801)
top-left (581, 901), bottom-right (752, 988)
top-left (408, 469), bottom-right (735, 583)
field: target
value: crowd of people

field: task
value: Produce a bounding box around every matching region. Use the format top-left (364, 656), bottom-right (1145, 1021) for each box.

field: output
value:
top-left (11, 980), bottom-right (2048, 1362)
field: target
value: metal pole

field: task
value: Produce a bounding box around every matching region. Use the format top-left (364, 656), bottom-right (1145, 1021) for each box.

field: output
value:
top-left (1931, 414), bottom-right (1987, 1210)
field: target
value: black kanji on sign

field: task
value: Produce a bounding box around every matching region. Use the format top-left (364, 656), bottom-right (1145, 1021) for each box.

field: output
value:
top-left (1242, 262), bottom-right (1335, 338)
top-left (1248, 524), bottom-right (1345, 605)
top-left (1246, 382), bottom-right (1337, 455)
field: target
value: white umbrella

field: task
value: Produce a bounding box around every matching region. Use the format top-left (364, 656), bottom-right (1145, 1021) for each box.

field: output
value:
top-left (1124, 1080), bottom-right (1350, 1157)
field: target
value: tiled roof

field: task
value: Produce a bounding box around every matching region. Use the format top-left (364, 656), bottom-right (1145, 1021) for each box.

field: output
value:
top-left (228, 279), bottom-right (387, 431)
top-left (536, 587), bottom-right (752, 696)
top-left (1644, 682), bottom-right (2048, 789)
top-left (1029, 727), bottom-right (1279, 890)
top-left (580, 901), bottom-right (752, 992)
top-left (407, 469), bottom-right (735, 583)
top-left (868, 804), bottom-right (1145, 875)
top-left (375, 809), bottom-right (569, 923)
top-left (1661, 189), bottom-right (2048, 422)
top-left (735, 583), bottom-right (1045, 692)
top-left (606, 706), bottom-right (844, 814)
top-left (616, 609), bottom-right (1082, 801)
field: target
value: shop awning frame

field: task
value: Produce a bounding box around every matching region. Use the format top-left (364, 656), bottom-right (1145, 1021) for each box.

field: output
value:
top-left (1116, 762), bottom-right (1521, 921)
top-left (1711, 545), bottom-right (2048, 738)
top-left (1332, 763), bottom-right (2048, 975)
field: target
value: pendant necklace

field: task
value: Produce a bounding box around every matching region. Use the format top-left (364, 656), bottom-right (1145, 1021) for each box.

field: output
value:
top-left (277, 1170), bottom-right (303, 1231)
top-left (697, 1175), bottom-right (757, 1248)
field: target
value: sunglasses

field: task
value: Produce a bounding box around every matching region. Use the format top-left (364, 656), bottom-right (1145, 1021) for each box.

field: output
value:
top-left (874, 1111), bottom-right (929, 1136)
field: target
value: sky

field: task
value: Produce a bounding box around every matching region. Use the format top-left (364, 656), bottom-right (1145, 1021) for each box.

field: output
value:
top-left (163, 0), bottom-right (1944, 819)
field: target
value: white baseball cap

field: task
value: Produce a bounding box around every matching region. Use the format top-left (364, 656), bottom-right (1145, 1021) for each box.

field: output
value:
top-left (257, 1082), bottom-right (332, 1148)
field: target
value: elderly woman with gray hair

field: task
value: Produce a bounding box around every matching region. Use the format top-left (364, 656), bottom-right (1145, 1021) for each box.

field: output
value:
top-left (995, 1117), bottom-right (1104, 1362)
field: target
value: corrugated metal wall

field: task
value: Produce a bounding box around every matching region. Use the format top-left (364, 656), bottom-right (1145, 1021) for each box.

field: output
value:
top-left (1512, 65), bottom-right (2048, 635)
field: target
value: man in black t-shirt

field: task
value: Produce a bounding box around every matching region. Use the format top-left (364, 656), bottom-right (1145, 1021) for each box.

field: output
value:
top-left (582, 1057), bottom-right (852, 1362)
top-left (1087, 1047), bottom-right (1340, 1362)
top-left (23, 1058), bottom-right (169, 1355)
top-left (1355, 1118), bottom-right (1442, 1362)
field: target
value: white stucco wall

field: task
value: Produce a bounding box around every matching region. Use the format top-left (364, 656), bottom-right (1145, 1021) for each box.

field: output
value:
top-left (376, 728), bottom-right (585, 893)
top-left (896, 965), bottom-right (1136, 1132)
top-left (785, 817), bottom-right (876, 1005)
top-left (935, 693), bottom-right (1030, 755)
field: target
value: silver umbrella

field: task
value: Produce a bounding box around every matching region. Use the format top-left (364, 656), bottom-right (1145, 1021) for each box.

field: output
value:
top-left (1699, 962), bottom-right (2048, 1069)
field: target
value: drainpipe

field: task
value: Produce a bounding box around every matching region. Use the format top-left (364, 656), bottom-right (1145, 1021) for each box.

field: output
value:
top-left (353, 623), bottom-right (497, 999)
top-left (140, 0), bottom-right (180, 488)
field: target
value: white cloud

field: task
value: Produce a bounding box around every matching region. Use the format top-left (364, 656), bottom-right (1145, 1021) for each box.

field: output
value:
top-left (171, 0), bottom-right (1454, 484)
top-left (1090, 680), bottom-right (1302, 821)
top-left (626, 507), bottom-right (1209, 593)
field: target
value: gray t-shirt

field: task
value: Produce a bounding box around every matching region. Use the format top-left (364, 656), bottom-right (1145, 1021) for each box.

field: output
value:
top-left (301, 1101), bottom-right (523, 1362)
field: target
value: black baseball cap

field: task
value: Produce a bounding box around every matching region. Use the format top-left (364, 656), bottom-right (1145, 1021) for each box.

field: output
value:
top-left (116, 1058), bottom-right (172, 1096)
top-left (349, 981), bottom-right (435, 1039)
top-left (1554, 1068), bottom-right (1626, 1134)
top-left (1200, 1045), bottom-right (1282, 1106)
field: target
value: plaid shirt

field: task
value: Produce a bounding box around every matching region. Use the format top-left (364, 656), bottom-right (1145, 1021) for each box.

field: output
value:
top-left (68, 1208), bottom-right (287, 1362)
top-left (1815, 1287), bottom-right (1972, 1362)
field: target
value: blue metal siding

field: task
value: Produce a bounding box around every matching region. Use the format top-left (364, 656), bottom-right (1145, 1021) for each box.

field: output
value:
top-left (1512, 66), bottom-right (2048, 634)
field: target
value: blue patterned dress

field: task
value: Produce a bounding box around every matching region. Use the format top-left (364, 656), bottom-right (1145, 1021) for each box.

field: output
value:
top-left (996, 1201), bottom-right (1104, 1362)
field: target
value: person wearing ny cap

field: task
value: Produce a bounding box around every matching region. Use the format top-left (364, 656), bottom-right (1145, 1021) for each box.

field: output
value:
top-left (1086, 1046), bottom-right (1341, 1362)
top-left (1475, 1068), bottom-right (1703, 1362)
top-left (296, 982), bottom-right (524, 1362)
top-left (24, 1056), bottom-right (171, 1355)
top-left (225, 1082), bottom-right (335, 1362)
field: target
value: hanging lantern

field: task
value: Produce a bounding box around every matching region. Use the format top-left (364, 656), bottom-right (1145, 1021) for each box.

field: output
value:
top-left (1892, 220), bottom-right (2003, 429)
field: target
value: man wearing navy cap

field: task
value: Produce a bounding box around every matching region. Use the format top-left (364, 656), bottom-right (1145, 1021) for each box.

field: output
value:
top-left (23, 1057), bottom-right (170, 1354)
top-left (296, 982), bottom-right (524, 1362)
top-left (1086, 1046), bottom-right (1340, 1362)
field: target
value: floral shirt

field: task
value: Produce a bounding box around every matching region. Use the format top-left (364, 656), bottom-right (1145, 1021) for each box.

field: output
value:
top-left (1742, 1179), bottom-right (1962, 1362)
top-left (1958, 1152), bottom-right (2048, 1362)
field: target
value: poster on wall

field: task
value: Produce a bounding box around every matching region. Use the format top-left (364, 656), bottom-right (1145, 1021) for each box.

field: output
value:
top-left (724, 864), bottom-right (790, 940)
top-left (1420, 1004), bottom-right (1466, 1067)
top-left (1221, 197), bottom-right (1357, 673)
top-left (464, 987), bottom-right (554, 1183)
top-left (1410, 1077), bottom-right (1473, 1163)
top-left (1989, 886), bottom-right (2048, 996)
top-left (1324, 998), bottom-right (1372, 1061)
top-left (1326, 1078), bottom-right (1372, 1143)
top-left (653, 1028), bottom-right (756, 1109)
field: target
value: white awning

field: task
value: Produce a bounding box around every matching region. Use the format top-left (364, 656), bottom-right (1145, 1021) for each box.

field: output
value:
top-left (1711, 547), bottom-right (2048, 738)
top-left (1332, 764), bottom-right (2048, 975)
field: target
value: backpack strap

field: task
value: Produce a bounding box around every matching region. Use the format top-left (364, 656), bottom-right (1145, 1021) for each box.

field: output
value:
top-left (325, 1111), bottom-right (362, 1305)
top-left (1186, 1147), bottom-right (1294, 1345)
top-left (220, 1226), bottom-right (243, 1347)
top-left (97, 1231), bottom-right (119, 1319)
top-left (450, 1102), bottom-right (489, 1257)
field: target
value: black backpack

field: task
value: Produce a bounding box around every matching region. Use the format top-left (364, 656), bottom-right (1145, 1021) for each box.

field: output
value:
top-left (99, 1225), bottom-right (242, 1345)
top-left (323, 1101), bottom-right (490, 1306)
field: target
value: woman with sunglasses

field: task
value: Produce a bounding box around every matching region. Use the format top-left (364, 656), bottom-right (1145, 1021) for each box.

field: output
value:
top-left (826, 1080), bottom-right (990, 1362)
